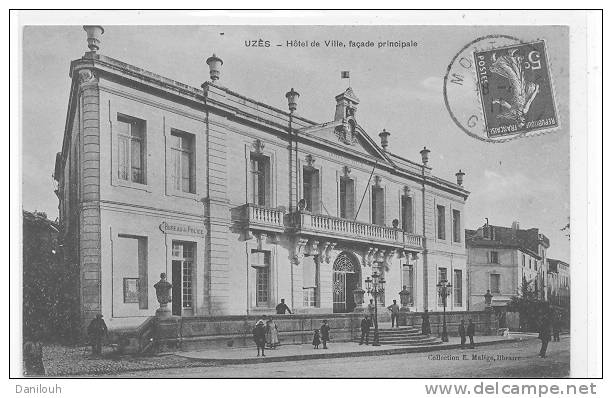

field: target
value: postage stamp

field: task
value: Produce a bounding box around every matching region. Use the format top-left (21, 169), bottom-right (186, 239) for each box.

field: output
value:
top-left (443, 35), bottom-right (559, 143)
top-left (474, 41), bottom-right (558, 139)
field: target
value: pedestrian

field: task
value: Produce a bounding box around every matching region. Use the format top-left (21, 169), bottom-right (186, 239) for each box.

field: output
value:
top-left (467, 319), bottom-right (476, 349)
top-left (538, 314), bottom-right (552, 358)
top-left (253, 320), bottom-right (267, 357)
top-left (459, 320), bottom-right (466, 349)
top-left (275, 298), bottom-right (292, 315)
top-left (552, 315), bottom-right (561, 342)
top-left (266, 318), bottom-right (280, 349)
top-left (367, 299), bottom-right (376, 317)
top-left (320, 320), bottom-right (331, 349)
top-left (421, 310), bottom-right (431, 335)
top-left (360, 315), bottom-right (372, 345)
top-left (87, 313), bottom-right (108, 356)
top-left (23, 340), bottom-right (45, 376)
top-left (312, 329), bottom-right (321, 349)
top-left (387, 299), bottom-right (400, 328)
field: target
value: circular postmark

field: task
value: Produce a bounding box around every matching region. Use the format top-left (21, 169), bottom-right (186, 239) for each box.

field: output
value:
top-left (444, 35), bottom-right (559, 143)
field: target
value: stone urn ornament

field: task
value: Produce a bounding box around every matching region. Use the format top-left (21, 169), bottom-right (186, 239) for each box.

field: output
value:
top-left (154, 273), bottom-right (173, 318)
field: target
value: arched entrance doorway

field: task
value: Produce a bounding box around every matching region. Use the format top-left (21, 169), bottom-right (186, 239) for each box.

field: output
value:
top-left (332, 252), bottom-right (361, 313)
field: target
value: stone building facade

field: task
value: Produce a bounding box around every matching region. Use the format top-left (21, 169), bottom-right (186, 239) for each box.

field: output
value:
top-left (54, 27), bottom-right (470, 332)
top-left (466, 221), bottom-right (550, 311)
top-left (547, 258), bottom-right (570, 307)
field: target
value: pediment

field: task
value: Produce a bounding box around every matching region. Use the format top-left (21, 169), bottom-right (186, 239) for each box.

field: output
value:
top-left (298, 120), bottom-right (389, 162)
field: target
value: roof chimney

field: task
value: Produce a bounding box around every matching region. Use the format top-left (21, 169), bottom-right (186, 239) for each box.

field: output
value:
top-left (83, 25), bottom-right (104, 53)
top-left (379, 129), bottom-right (390, 151)
top-left (206, 53), bottom-right (223, 82)
top-left (512, 221), bottom-right (520, 230)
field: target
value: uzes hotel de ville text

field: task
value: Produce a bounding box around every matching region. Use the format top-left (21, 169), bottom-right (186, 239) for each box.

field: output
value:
top-left (54, 28), bottom-right (470, 332)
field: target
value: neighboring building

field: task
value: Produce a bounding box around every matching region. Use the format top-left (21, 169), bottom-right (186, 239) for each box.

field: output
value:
top-left (547, 258), bottom-right (570, 307)
top-left (53, 27), bottom-right (469, 334)
top-left (466, 220), bottom-right (550, 311)
top-left (23, 210), bottom-right (76, 341)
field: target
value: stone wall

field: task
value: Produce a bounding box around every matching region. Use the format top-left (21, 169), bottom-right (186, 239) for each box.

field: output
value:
top-left (153, 310), bottom-right (497, 352)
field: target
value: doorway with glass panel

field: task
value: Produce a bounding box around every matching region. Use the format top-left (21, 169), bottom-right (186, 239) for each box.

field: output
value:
top-left (171, 241), bottom-right (195, 316)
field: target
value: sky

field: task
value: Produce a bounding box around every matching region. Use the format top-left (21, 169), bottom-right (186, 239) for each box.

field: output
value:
top-left (21, 25), bottom-right (570, 262)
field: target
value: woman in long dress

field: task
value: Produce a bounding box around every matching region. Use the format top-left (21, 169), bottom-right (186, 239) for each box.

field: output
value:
top-left (266, 319), bottom-right (280, 348)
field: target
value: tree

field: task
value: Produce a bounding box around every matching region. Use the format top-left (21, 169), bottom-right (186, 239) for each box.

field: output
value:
top-left (507, 277), bottom-right (548, 332)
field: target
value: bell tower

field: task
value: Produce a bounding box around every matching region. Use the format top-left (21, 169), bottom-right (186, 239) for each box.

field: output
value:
top-left (334, 87), bottom-right (360, 122)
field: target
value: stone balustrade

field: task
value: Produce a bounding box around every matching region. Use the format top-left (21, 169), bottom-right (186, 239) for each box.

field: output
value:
top-left (289, 211), bottom-right (423, 250)
top-left (235, 203), bottom-right (285, 233)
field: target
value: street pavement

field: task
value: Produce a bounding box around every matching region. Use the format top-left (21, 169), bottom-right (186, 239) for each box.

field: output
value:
top-left (116, 335), bottom-right (569, 378)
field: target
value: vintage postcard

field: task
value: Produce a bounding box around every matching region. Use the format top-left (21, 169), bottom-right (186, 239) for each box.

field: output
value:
top-left (9, 9), bottom-right (602, 394)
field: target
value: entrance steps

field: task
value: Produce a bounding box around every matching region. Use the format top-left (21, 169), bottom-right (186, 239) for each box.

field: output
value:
top-left (353, 325), bottom-right (442, 346)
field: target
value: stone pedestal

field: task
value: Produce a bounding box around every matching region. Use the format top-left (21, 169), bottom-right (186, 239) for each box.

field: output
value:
top-left (155, 304), bottom-right (172, 318)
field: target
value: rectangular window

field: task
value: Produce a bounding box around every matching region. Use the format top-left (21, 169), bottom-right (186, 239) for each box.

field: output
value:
top-left (454, 269), bottom-right (463, 306)
top-left (490, 273), bottom-right (501, 294)
top-left (401, 196), bottom-right (413, 233)
top-left (172, 241), bottom-right (195, 310)
top-left (117, 115), bottom-right (145, 184)
top-left (371, 187), bottom-right (385, 226)
top-left (402, 264), bottom-right (414, 306)
top-left (437, 205), bottom-right (446, 240)
top-left (302, 167), bottom-right (320, 213)
top-left (522, 254), bottom-right (526, 267)
top-left (250, 154), bottom-right (270, 206)
top-left (490, 251), bottom-right (499, 264)
top-left (170, 130), bottom-right (195, 193)
top-left (251, 250), bottom-right (271, 307)
top-left (117, 235), bottom-right (148, 309)
top-left (302, 256), bottom-right (318, 307)
top-left (452, 209), bottom-right (461, 242)
top-left (339, 177), bottom-right (355, 219)
top-left (437, 267), bottom-right (448, 306)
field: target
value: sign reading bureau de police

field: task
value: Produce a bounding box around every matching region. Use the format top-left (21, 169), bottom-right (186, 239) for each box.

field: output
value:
top-left (159, 221), bottom-right (205, 236)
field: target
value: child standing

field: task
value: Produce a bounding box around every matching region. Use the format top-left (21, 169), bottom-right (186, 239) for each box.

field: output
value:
top-left (312, 329), bottom-right (321, 349)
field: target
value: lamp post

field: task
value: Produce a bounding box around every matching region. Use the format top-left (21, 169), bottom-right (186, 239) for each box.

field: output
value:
top-left (437, 279), bottom-right (452, 342)
top-left (365, 271), bottom-right (386, 346)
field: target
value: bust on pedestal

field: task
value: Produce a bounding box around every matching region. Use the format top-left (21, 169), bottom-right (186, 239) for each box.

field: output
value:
top-left (399, 285), bottom-right (411, 312)
top-left (352, 288), bottom-right (366, 312)
top-left (154, 273), bottom-right (173, 318)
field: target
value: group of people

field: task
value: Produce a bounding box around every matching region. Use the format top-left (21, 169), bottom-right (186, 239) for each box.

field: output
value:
top-left (365, 299), bottom-right (402, 326)
top-left (252, 316), bottom-right (281, 357)
top-left (252, 299), bottom-right (331, 356)
top-left (252, 299), bottom-right (332, 356)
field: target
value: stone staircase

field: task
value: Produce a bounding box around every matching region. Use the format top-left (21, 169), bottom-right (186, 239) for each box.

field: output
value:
top-left (353, 325), bottom-right (442, 346)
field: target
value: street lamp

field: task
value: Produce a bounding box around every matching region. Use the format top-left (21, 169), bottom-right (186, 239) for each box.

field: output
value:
top-left (437, 279), bottom-right (452, 342)
top-left (365, 270), bottom-right (386, 346)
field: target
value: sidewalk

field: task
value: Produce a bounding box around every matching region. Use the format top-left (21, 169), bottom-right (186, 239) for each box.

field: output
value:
top-left (175, 334), bottom-right (534, 365)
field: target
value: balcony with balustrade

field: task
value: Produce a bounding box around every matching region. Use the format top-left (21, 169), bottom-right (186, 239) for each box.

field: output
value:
top-left (232, 203), bottom-right (286, 234)
top-left (287, 211), bottom-right (424, 251)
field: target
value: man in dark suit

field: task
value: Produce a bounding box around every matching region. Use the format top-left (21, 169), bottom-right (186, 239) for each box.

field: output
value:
top-left (320, 320), bottom-right (331, 349)
top-left (538, 314), bottom-right (552, 358)
top-left (359, 315), bottom-right (372, 345)
top-left (459, 320), bottom-right (467, 349)
top-left (467, 319), bottom-right (476, 349)
top-left (275, 298), bottom-right (292, 314)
